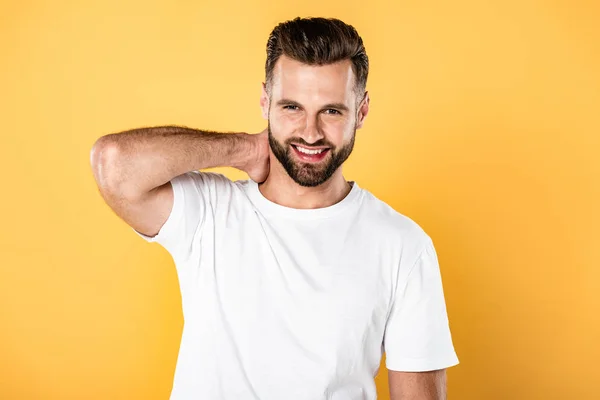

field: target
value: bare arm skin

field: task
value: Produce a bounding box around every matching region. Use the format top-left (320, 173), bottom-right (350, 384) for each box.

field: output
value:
top-left (89, 125), bottom-right (269, 237)
top-left (388, 369), bottom-right (447, 400)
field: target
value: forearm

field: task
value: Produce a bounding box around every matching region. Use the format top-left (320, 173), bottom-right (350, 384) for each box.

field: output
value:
top-left (91, 125), bottom-right (255, 199)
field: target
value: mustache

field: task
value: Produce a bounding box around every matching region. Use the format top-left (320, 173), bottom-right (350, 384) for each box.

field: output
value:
top-left (267, 122), bottom-right (335, 148)
top-left (284, 137), bottom-right (334, 148)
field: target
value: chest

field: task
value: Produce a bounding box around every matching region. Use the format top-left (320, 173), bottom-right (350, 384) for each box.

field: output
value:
top-left (197, 212), bottom-right (394, 361)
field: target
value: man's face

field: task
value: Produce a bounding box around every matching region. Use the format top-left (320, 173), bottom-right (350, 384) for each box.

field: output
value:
top-left (261, 55), bottom-right (369, 187)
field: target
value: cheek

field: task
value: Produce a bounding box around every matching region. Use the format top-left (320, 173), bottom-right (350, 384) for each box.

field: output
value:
top-left (283, 113), bottom-right (304, 125)
top-left (269, 115), bottom-right (296, 142)
top-left (271, 112), bottom-right (304, 132)
top-left (323, 117), bottom-right (354, 138)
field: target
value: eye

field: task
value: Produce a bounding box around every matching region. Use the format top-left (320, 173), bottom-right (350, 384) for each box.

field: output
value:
top-left (283, 105), bottom-right (300, 110)
top-left (324, 109), bottom-right (341, 115)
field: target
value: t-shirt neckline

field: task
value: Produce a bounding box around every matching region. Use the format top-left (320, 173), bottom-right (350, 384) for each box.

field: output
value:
top-left (247, 179), bottom-right (362, 220)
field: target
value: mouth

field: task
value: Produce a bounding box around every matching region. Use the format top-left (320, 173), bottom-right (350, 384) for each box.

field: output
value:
top-left (291, 144), bottom-right (330, 163)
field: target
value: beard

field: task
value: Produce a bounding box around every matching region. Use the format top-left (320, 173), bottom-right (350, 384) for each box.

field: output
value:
top-left (268, 123), bottom-right (356, 187)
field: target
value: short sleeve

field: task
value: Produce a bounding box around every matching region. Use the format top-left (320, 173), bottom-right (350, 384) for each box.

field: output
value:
top-left (132, 171), bottom-right (214, 259)
top-left (383, 238), bottom-right (459, 372)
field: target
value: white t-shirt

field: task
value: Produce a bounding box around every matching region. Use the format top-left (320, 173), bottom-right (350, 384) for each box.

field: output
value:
top-left (134, 171), bottom-right (459, 400)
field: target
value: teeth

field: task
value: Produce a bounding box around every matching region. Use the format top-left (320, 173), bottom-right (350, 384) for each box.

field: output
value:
top-left (296, 146), bottom-right (325, 155)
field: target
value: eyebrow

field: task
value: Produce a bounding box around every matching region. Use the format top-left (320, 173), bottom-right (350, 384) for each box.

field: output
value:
top-left (275, 98), bottom-right (350, 112)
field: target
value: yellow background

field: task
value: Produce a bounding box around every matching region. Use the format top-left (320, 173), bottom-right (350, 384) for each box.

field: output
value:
top-left (1, 0), bottom-right (599, 399)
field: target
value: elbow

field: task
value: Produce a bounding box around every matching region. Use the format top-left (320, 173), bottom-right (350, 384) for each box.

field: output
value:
top-left (90, 135), bottom-right (123, 193)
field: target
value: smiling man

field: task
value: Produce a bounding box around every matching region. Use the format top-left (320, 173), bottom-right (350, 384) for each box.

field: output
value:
top-left (91, 17), bottom-right (459, 400)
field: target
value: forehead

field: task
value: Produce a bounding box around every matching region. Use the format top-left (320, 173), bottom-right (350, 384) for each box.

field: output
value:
top-left (270, 55), bottom-right (356, 104)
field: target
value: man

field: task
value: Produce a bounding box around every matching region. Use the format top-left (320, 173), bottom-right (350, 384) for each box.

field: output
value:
top-left (90, 17), bottom-right (459, 400)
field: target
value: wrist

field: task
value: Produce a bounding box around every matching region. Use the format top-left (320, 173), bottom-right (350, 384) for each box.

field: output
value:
top-left (230, 132), bottom-right (256, 172)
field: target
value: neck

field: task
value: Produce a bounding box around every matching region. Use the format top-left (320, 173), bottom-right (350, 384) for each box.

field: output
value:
top-left (258, 162), bottom-right (351, 210)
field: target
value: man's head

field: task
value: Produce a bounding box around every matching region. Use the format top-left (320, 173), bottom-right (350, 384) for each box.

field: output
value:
top-left (260, 17), bottom-right (370, 187)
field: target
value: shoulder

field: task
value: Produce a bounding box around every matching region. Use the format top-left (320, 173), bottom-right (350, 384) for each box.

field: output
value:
top-left (178, 170), bottom-right (233, 186)
top-left (170, 171), bottom-right (253, 211)
top-left (358, 188), bottom-right (432, 248)
top-left (176, 170), bottom-right (247, 194)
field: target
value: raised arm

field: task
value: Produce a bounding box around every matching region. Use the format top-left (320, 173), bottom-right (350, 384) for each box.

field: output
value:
top-left (89, 125), bottom-right (268, 237)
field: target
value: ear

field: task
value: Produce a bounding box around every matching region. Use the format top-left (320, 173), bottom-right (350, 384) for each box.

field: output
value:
top-left (260, 82), bottom-right (270, 120)
top-left (356, 91), bottom-right (370, 129)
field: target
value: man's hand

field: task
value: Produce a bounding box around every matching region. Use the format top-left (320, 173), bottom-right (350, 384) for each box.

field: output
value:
top-left (242, 128), bottom-right (270, 183)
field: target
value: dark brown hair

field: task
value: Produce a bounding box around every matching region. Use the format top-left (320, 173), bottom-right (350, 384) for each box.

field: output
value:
top-left (265, 17), bottom-right (369, 96)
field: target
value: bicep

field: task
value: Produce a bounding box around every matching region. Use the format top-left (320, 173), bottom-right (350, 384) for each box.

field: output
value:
top-left (110, 180), bottom-right (174, 238)
top-left (128, 171), bottom-right (227, 258)
top-left (388, 369), bottom-right (447, 400)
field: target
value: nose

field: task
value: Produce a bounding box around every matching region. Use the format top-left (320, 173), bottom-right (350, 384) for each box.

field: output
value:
top-left (301, 114), bottom-right (325, 145)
